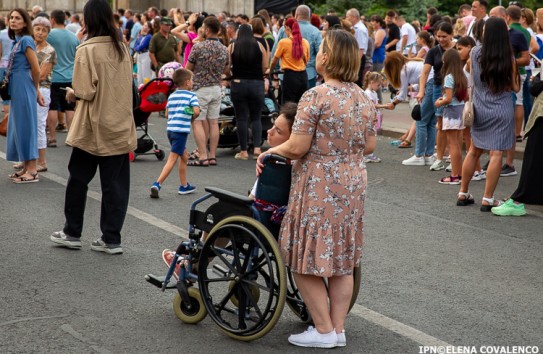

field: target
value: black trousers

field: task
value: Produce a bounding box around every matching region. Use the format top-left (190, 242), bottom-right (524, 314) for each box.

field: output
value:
top-left (63, 147), bottom-right (130, 245)
top-left (230, 79), bottom-right (265, 150)
top-left (281, 70), bottom-right (308, 104)
top-left (356, 55), bottom-right (367, 88)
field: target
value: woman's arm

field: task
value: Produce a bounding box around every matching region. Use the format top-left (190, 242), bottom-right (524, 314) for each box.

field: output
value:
top-left (25, 46), bottom-right (44, 106)
top-left (257, 133), bottom-right (313, 174)
top-left (416, 63), bottom-right (432, 103)
top-left (435, 87), bottom-right (452, 107)
top-left (267, 56), bottom-right (279, 74)
top-left (530, 35), bottom-right (539, 55)
top-left (512, 59), bottom-right (520, 93)
top-left (374, 29), bottom-right (385, 48)
top-left (260, 42), bottom-right (269, 73)
top-left (39, 62), bottom-right (53, 82)
top-left (171, 23), bottom-right (191, 42)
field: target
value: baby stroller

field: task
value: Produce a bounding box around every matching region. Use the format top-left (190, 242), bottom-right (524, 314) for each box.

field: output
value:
top-left (217, 83), bottom-right (279, 149)
top-left (130, 77), bottom-right (175, 162)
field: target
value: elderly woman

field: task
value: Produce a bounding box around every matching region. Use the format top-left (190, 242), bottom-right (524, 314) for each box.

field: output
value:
top-left (32, 16), bottom-right (56, 172)
top-left (257, 30), bottom-right (377, 348)
top-left (6, 8), bottom-right (45, 183)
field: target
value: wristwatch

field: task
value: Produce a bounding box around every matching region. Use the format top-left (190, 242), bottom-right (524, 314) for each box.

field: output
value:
top-left (185, 21), bottom-right (190, 26)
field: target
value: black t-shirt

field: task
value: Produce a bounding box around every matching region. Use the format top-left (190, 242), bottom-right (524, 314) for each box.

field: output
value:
top-left (125, 19), bottom-right (134, 41)
top-left (386, 23), bottom-right (401, 52)
top-left (231, 40), bottom-right (264, 80)
top-left (509, 28), bottom-right (529, 56)
top-left (425, 45), bottom-right (445, 86)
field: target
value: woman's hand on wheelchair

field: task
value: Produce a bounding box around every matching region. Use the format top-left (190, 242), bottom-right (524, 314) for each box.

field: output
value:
top-left (256, 152), bottom-right (270, 176)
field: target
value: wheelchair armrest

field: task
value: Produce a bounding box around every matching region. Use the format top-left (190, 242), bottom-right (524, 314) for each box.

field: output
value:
top-left (204, 187), bottom-right (254, 205)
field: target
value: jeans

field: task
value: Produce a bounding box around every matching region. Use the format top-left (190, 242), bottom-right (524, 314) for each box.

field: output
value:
top-left (64, 148), bottom-right (130, 245)
top-left (523, 69), bottom-right (532, 126)
top-left (416, 79), bottom-right (441, 157)
top-left (230, 79), bottom-right (265, 150)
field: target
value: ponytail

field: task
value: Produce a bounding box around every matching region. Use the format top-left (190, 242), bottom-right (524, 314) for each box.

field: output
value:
top-left (363, 71), bottom-right (382, 90)
top-left (286, 18), bottom-right (303, 60)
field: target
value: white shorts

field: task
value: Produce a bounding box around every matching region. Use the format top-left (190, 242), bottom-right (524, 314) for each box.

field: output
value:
top-left (515, 74), bottom-right (526, 106)
top-left (195, 86), bottom-right (222, 121)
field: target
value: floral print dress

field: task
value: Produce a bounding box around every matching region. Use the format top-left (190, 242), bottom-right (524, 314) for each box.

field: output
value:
top-left (279, 82), bottom-right (377, 277)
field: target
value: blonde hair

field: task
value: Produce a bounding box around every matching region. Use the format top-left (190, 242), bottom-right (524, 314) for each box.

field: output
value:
top-left (384, 51), bottom-right (423, 89)
top-left (453, 18), bottom-right (466, 37)
top-left (362, 71), bottom-right (383, 90)
top-left (321, 30), bottom-right (360, 82)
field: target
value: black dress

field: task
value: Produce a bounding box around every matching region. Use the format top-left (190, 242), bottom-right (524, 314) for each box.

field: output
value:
top-left (510, 119), bottom-right (543, 205)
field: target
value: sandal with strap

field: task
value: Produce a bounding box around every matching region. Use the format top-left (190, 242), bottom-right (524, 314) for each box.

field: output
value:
top-left (439, 175), bottom-right (461, 185)
top-left (480, 196), bottom-right (504, 212)
top-left (8, 171), bottom-right (25, 179)
top-left (12, 172), bottom-right (39, 184)
top-left (398, 140), bottom-right (412, 148)
top-left (457, 192), bottom-right (475, 206)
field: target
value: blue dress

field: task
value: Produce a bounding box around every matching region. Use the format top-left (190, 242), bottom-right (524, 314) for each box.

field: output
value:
top-left (6, 35), bottom-right (38, 162)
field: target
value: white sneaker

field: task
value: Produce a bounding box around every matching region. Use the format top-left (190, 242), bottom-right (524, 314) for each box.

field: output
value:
top-left (402, 155), bottom-right (425, 166)
top-left (288, 326), bottom-right (338, 348)
top-left (479, 170), bottom-right (487, 180)
top-left (425, 155), bottom-right (436, 166)
top-left (445, 163), bottom-right (452, 172)
top-left (337, 330), bottom-right (346, 347)
top-left (472, 171), bottom-right (481, 181)
top-left (429, 159), bottom-right (445, 171)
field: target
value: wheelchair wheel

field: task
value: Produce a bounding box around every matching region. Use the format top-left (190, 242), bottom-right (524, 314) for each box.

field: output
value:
top-left (172, 287), bottom-right (208, 324)
top-left (349, 266), bottom-right (362, 311)
top-left (198, 216), bottom-right (286, 341)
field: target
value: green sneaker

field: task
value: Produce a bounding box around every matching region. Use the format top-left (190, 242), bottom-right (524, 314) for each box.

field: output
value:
top-left (491, 199), bottom-right (526, 216)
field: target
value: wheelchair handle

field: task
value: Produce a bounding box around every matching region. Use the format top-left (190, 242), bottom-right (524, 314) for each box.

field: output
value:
top-left (262, 153), bottom-right (290, 165)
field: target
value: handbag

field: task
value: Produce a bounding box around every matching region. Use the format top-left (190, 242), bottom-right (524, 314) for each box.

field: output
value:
top-left (0, 112), bottom-right (7, 136)
top-left (0, 40), bottom-right (22, 101)
top-left (462, 62), bottom-right (475, 128)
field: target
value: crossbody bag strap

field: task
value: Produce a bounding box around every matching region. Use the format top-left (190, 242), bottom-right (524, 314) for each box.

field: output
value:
top-left (469, 61), bottom-right (474, 101)
top-left (4, 40), bottom-right (22, 83)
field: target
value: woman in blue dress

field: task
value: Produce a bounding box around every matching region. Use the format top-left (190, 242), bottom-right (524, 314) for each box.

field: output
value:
top-left (6, 8), bottom-right (44, 183)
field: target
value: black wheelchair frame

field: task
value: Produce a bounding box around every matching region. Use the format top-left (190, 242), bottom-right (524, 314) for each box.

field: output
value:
top-left (145, 155), bottom-right (361, 341)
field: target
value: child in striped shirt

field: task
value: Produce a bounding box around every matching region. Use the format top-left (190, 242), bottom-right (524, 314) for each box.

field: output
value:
top-left (150, 68), bottom-right (200, 198)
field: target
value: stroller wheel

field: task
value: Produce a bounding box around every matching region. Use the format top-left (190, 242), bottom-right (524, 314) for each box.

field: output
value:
top-left (155, 150), bottom-right (165, 161)
top-left (129, 151), bottom-right (136, 162)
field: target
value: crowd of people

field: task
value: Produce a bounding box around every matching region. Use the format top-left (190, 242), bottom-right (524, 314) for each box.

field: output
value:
top-left (1, 0), bottom-right (543, 349)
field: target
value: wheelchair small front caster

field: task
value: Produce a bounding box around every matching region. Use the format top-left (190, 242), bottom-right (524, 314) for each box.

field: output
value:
top-left (172, 287), bottom-right (207, 324)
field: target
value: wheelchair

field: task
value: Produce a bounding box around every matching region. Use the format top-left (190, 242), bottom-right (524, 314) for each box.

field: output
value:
top-left (145, 155), bottom-right (362, 341)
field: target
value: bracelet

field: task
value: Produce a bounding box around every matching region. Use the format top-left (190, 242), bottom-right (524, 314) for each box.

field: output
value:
top-left (185, 21), bottom-right (190, 26)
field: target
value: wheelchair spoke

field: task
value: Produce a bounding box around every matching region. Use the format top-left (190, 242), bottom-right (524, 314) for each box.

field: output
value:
top-left (240, 282), bottom-right (263, 318)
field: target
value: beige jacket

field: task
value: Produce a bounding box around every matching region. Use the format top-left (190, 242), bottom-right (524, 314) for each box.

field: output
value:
top-left (525, 90), bottom-right (543, 137)
top-left (67, 36), bottom-right (137, 156)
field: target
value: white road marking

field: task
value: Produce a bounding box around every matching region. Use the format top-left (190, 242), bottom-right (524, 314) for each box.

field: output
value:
top-left (61, 324), bottom-right (112, 354)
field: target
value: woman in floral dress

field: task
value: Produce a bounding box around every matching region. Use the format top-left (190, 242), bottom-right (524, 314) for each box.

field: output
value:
top-left (257, 30), bottom-right (377, 348)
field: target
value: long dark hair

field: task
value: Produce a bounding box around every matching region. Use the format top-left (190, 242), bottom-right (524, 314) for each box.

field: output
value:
top-left (441, 49), bottom-right (467, 101)
top-left (479, 17), bottom-right (514, 94)
top-left (83, 0), bottom-right (125, 60)
top-left (232, 24), bottom-right (259, 64)
top-left (8, 8), bottom-right (33, 39)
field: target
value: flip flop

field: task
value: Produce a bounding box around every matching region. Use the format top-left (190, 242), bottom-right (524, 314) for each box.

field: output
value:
top-left (37, 164), bottom-right (48, 173)
top-left (188, 159), bottom-right (210, 167)
top-left (208, 158), bottom-right (217, 166)
top-left (188, 150), bottom-right (200, 161)
top-left (234, 153), bottom-right (249, 160)
top-left (12, 172), bottom-right (39, 184)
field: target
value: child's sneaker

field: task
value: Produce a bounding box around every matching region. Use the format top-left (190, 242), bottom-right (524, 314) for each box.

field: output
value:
top-left (150, 182), bottom-right (161, 198)
top-left (178, 183), bottom-right (196, 195)
top-left (364, 153), bottom-right (381, 163)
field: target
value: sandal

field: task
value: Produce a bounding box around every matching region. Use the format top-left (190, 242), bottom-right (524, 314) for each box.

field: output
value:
top-left (47, 139), bottom-right (57, 148)
top-left (188, 150), bottom-right (199, 161)
top-left (457, 192), bottom-right (475, 206)
top-left (12, 172), bottom-right (39, 184)
top-left (438, 175), bottom-right (461, 185)
top-left (234, 153), bottom-right (249, 160)
top-left (8, 171), bottom-right (25, 179)
top-left (37, 164), bottom-right (48, 173)
top-left (480, 196), bottom-right (504, 212)
top-left (208, 158), bottom-right (217, 166)
top-left (398, 140), bottom-right (412, 148)
top-left (188, 158), bottom-right (209, 167)
top-left (13, 163), bottom-right (24, 170)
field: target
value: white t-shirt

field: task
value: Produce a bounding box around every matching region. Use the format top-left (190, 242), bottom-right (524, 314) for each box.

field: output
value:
top-left (353, 21), bottom-right (369, 53)
top-left (398, 23), bottom-right (417, 55)
top-left (0, 29), bottom-right (12, 68)
top-left (364, 88), bottom-right (379, 104)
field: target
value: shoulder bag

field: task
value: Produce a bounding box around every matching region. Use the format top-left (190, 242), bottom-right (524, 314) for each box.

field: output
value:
top-left (0, 40), bottom-right (22, 101)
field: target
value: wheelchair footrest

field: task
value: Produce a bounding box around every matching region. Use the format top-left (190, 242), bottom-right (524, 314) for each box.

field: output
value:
top-left (145, 274), bottom-right (177, 290)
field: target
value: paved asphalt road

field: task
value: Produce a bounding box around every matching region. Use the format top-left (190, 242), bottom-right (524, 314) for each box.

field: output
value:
top-left (1, 114), bottom-right (542, 354)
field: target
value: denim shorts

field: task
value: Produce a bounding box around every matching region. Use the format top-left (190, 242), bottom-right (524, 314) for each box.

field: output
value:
top-left (167, 131), bottom-right (189, 156)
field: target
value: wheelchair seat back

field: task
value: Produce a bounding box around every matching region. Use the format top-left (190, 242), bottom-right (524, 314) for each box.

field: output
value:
top-left (254, 155), bottom-right (292, 237)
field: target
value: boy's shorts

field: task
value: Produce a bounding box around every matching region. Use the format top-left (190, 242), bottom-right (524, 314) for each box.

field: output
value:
top-left (167, 131), bottom-right (189, 156)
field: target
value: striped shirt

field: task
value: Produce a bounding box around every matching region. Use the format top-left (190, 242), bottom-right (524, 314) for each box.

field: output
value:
top-left (166, 89), bottom-right (199, 133)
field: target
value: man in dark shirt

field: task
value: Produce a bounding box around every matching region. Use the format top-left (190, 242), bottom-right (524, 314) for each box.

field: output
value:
top-left (385, 10), bottom-right (401, 52)
top-left (149, 16), bottom-right (180, 73)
